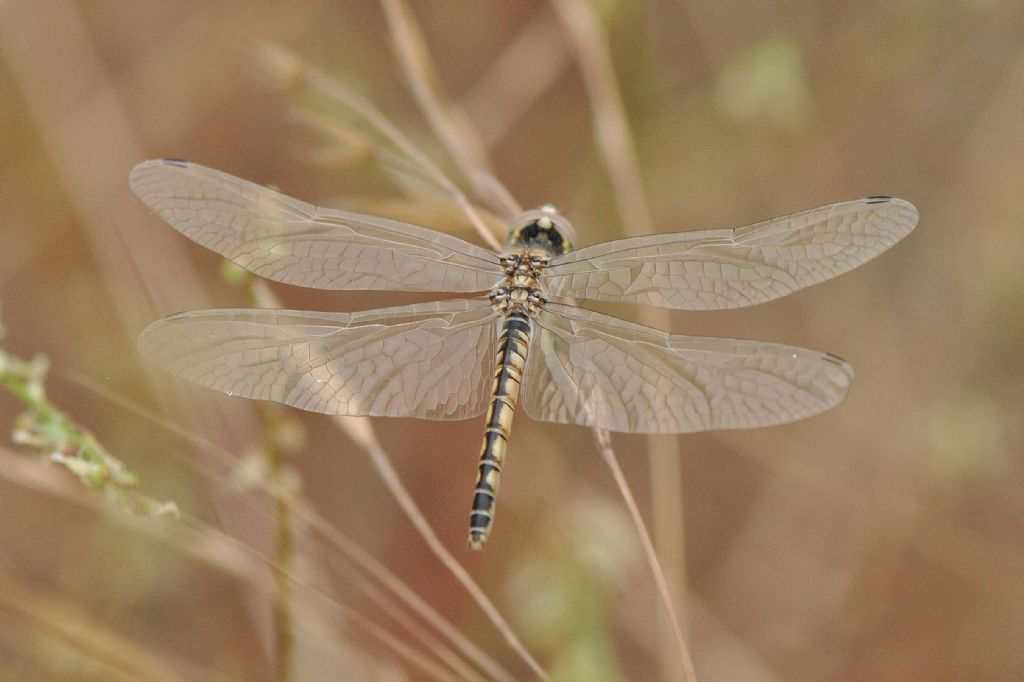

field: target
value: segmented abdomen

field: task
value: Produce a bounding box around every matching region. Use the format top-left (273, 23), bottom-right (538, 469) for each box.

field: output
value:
top-left (468, 311), bottom-right (531, 550)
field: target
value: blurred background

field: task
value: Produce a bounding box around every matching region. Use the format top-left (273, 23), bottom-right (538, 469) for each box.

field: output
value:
top-left (1, 1), bottom-right (1022, 680)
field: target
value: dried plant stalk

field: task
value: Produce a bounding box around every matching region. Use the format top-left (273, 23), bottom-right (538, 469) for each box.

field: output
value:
top-left (593, 430), bottom-right (698, 682)
top-left (261, 21), bottom-right (553, 677)
top-left (378, 0), bottom-right (523, 221)
top-left (249, 281), bottom-right (546, 680)
top-left (377, 2), bottom-right (690, 677)
top-left (170, 516), bottom-right (465, 682)
top-left (68, 371), bottom-right (515, 682)
top-left (254, 40), bottom-right (503, 252)
top-left (549, 0), bottom-right (694, 678)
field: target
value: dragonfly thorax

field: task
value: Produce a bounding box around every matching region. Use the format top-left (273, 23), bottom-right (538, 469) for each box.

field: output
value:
top-left (491, 252), bottom-right (547, 316)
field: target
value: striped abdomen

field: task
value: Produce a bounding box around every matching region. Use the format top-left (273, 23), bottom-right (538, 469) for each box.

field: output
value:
top-left (468, 311), bottom-right (531, 550)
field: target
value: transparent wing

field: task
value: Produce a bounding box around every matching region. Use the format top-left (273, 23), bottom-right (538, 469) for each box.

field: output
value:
top-left (542, 198), bottom-right (918, 310)
top-left (523, 303), bottom-right (853, 434)
top-left (139, 299), bottom-right (499, 420)
top-left (129, 159), bottom-right (504, 292)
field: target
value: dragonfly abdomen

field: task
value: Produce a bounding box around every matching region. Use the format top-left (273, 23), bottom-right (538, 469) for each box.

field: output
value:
top-left (469, 311), bottom-right (531, 550)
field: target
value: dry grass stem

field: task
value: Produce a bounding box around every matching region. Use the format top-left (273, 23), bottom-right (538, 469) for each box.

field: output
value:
top-left (550, 0), bottom-right (693, 677)
top-left (381, 3), bottom-right (684, 676)
top-left (254, 41), bottom-right (503, 251)
top-left (340, 571), bottom-right (490, 682)
top-left (252, 281), bottom-right (544, 681)
top-left (287, 106), bottom-right (509, 237)
top-left (378, 0), bottom-right (523, 221)
top-left (172, 517), bottom-right (466, 682)
top-left (592, 430), bottom-right (698, 682)
top-left (287, 106), bottom-right (450, 201)
top-left (66, 371), bottom-right (516, 682)
top-left (0, 446), bottom-right (465, 682)
top-left (293, 496), bottom-right (515, 682)
top-left (4, 3), bottom-right (1020, 679)
top-left (333, 417), bottom-right (549, 682)
top-left (549, 0), bottom-right (655, 231)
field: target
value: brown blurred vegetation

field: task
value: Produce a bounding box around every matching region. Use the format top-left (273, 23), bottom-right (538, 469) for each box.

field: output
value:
top-left (1, 1), bottom-right (1023, 680)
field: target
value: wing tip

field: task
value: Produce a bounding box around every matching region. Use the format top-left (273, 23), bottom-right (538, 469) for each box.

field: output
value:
top-left (137, 311), bottom-right (205, 360)
top-left (780, 351), bottom-right (855, 427)
top-left (137, 316), bottom-right (172, 356)
top-left (141, 157), bottom-right (190, 166)
top-left (129, 157), bottom-right (192, 181)
top-left (130, 158), bottom-right (190, 172)
top-left (863, 195), bottom-right (919, 240)
top-left (129, 158), bottom-right (192, 198)
top-left (863, 195), bottom-right (917, 212)
top-left (822, 351), bottom-right (855, 380)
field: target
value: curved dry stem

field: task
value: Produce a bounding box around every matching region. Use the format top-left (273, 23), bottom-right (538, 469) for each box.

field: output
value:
top-left (291, 494), bottom-right (517, 682)
top-left (337, 418), bottom-right (550, 682)
top-left (173, 515), bottom-right (465, 682)
top-left (378, 0), bottom-right (523, 221)
top-left (66, 371), bottom-right (516, 682)
top-left (287, 106), bottom-right (509, 238)
top-left (592, 430), bottom-right (698, 682)
top-left (549, 0), bottom-right (654, 232)
top-left (249, 276), bottom-right (546, 681)
top-left (253, 40), bottom-right (503, 252)
top-left (549, 1), bottom-right (694, 678)
top-left (0, 448), bottom-right (458, 681)
top-left (338, 563), bottom-right (490, 682)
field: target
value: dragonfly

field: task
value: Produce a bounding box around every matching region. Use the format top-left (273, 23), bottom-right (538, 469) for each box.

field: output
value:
top-left (130, 159), bottom-right (918, 550)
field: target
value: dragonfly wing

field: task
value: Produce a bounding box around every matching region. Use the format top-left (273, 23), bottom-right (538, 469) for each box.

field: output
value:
top-left (129, 159), bottom-right (504, 292)
top-left (522, 303), bottom-right (853, 434)
top-left (542, 198), bottom-right (917, 310)
top-left (139, 299), bottom-right (499, 420)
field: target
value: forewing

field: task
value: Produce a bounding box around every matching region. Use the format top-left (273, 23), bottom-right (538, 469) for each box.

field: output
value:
top-left (542, 198), bottom-right (917, 310)
top-left (139, 299), bottom-right (498, 420)
top-left (523, 303), bottom-right (853, 434)
top-left (129, 159), bottom-right (504, 292)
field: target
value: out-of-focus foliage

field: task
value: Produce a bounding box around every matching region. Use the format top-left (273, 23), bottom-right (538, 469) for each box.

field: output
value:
top-left (713, 33), bottom-right (812, 129)
top-left (1, 1), bottom-right (1023, 680)
top-left (1, 324), bottom-right (178, 519)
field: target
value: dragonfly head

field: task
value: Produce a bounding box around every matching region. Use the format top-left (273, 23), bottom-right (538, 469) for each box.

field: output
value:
top-left (506, 205), bottom-right (576, 256)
